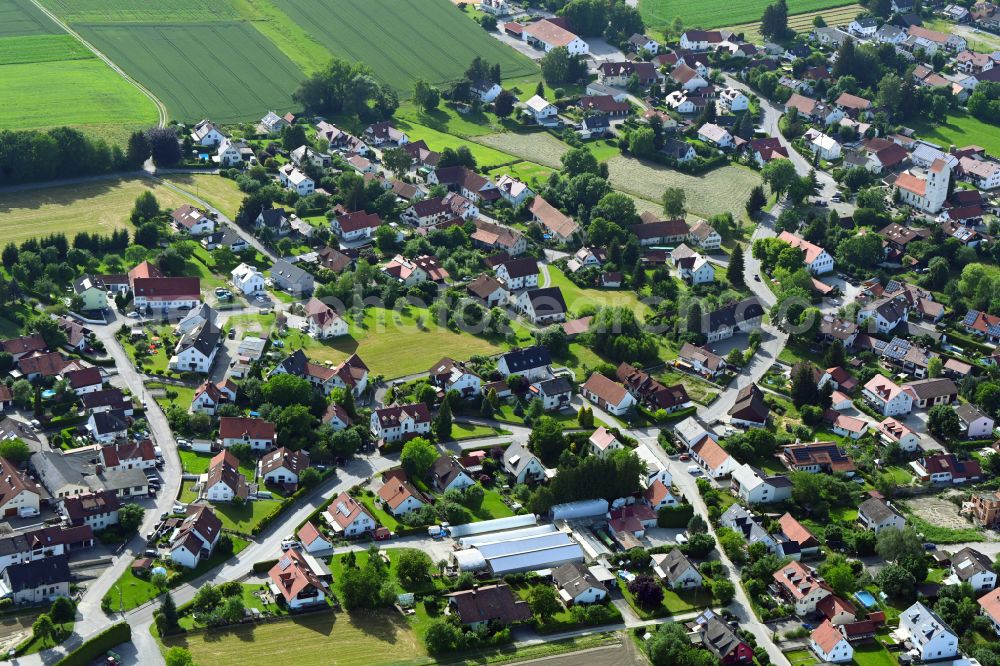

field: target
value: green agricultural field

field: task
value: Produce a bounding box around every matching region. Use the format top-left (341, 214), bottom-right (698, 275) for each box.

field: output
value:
top-left (72, 21), bottom-right (303, 122)
top-left (394, 118), bottom-right (517, 168)
top-left (639, 0), bottom-right (855, 30)
top-left (41, 0), bottom-right (241, 24)
top-left (727, 4), bottom-right (860, 41)
top-left (912, 111), bottom-right (1000, 156)
top-left (0, 0), bottom-right (59, 36)
top-left (0, 34), bottom-right (91, 64)
top-left (273, 0), bottom-right (537, 93)
top-left (0, 178), bottom-right (193, 245)
top-left (0, 58), bottom-right (158, 143)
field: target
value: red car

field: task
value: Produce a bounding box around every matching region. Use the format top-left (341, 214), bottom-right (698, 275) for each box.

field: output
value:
top-left (678, 454), bottom-right (691, 461)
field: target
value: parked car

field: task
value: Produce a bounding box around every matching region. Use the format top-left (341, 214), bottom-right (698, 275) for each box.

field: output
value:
top-left (687, 466), bottom-right (702, 476)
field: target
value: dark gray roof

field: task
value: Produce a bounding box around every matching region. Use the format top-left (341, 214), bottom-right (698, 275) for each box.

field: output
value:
top-left (655, 548), bottom-right (697, 584)
top-left (500, 346), bottom-right (551, 373)
top-left (552, 562), bottom-right (606, 597)
top-left (704, 297), bottom-right (764, 333)
top-left (535, 376), bottom-right (572, 396)
top-left (859, 497), bottom-right (899, 523)
top-left (90, 409), bottom-right (128, 435)
top-left (177, 321), bottom-right (221, 358)
top-left (271, 258), bottom-right (312, 285)
top-left (524, 287), bottom-right (567, 316)
top-left (3, 554), bottom-right (71, 592)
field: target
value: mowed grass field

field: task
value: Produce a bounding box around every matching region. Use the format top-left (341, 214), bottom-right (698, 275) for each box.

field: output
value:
top-left (912, 111), bottom-right (1000, 156)
top-left (72, 21), bottom-right (303, 122)
top-left (0, 0), bottom-right (157, 144)
top-left (729, 4), bottom-right (861, 41)
top-left (639, 0), bottom-right (855, 29)
top-left (42, 0), bottom-right (241, 23)
top-left (162, 611), bottom-right (431, 666)
top-left (273, 0), bottom-right (537, 92)
top-left (0, 178), bottom-right (194, 244)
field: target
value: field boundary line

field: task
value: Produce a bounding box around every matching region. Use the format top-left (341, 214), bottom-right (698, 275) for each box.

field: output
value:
top-left (28, 0), bottom-right (167, 128)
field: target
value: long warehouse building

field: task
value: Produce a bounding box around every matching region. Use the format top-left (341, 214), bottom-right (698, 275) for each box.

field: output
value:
top-left (452, 528), bottom-right (584, 576)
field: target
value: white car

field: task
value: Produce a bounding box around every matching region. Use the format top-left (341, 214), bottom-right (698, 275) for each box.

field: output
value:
top-left (687, 465), bottom-right (703, 476)
top-left (280, 540), bottom-right (300, 551)
top-left (127, 311), bottom-right (140, 319)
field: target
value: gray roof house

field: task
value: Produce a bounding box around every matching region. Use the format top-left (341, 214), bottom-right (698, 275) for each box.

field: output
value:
top-left (503, 441), bottom-right (545, 485)
top-left (270, 259), bottom-right (314, 297)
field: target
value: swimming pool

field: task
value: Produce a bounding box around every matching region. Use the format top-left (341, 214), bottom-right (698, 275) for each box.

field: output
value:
top-left (854, 590), bottom-right (877, 608)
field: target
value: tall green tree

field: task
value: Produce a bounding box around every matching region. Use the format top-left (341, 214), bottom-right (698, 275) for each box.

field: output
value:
top-left (434, 397), bottom-right (453, 441)
top-left (727, 245), bottom-right (745, 287)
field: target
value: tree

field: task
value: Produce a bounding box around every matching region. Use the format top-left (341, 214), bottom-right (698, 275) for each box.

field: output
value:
top-left (26, 315), bottom-right (67, 350)
top-left (146, 127), bottom-right (182, 167)
top-left (0, 438), bottom-right (30, 464)
top-left (423, 619), bottom-right (465, 654)
top-left (528, 416), bottom-right (566, 465)
top-left (876, 527), bottom-right (924, 563)
top-left (49, 596), bottom-right (75, 623)
top-left (628, 126), bottom-right (656, 157)
top-left (877, 73), bottom-right (904, 119)
top-left (494, 90), bottom-right (516, 118)
top-left (561, 146), bottom-right (599, 177)
top-left (762, 159), bottom-right (798, 198)
top-left (118, 503), bottom-right (145, 533)
top-left (220, 595), bottom-right (245, 622)
top-left (414, 79), bottom-right (440, 111)
top-left (727, 245), bottom-right (745, 287)
top-left (927, 356), bottom-right (943, 378)
top-left (165, 647), bottom-right (197, 666)
top-left (131, 191), bottom-right (160, 226)
top-left (790, 363), bottom-right (820, 408)
top-left (746, 184), bottom-right (767, 217)
top-left (560, 0), bottom-right (609, 35)
top-left (628, 575), bottom-right (664, 609)
top-left (262, 373), bottom-right (312, 407)
top-left (820, 555), bottom-right (857, 597)
top-left (927, 404), bottom-right (961, 441)
top-left (32, 614), bottom-right (54, 645)
top-left (381, 148), bottom-right (412, 179)
top-left (299, 467), bottom-right (321, 488)
top-left (192, 584), bottom-right (221, 612)
top-left (760, 0), bottom-right (790, 39)
top-left (662, 187), bottom-right (686, 218)
top-left (527, 584), bottom-right (561, 622)
top-left (400, 437), bottom-right (438, 478)
top-left (125, 130), bottom-right (152, 169)
top-left (712, 579), bottom-right (735, 605)
top-left (876, 563), bottom-right (916, 600)
top-left (540, 47), bottom-right (584, 85)
top-left (434, 396), bottom-right (453, 441)
top-left (339, 561), bottom-right (395, 610)
top-left (396, 549), bottom-right (433, 588)
top-left (281, 124), bottom-right (307, 150)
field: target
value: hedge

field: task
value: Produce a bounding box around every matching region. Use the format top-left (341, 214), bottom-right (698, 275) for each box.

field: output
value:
top-left (253, 559), bottom-right (279, 574)
top-left (56, 622), bottom-right (131, 666)
top-left (657, 503), bottom-right (694, 528)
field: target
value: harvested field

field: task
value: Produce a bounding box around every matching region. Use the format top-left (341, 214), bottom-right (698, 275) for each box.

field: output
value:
top-left (473, 131), bottom-right (571, 169)
top-left (0, 178), bottom-right (193, 244)
top-left (606, 157), bottom-right (763, 219)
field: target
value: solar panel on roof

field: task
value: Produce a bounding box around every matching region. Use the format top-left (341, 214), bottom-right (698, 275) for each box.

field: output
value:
top-left (279, 555), bottom-right (292, 570)
top-left (964, 310), bottom-right (980, 326)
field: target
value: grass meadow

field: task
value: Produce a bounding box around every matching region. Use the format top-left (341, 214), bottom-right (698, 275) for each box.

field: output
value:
top-left (0, 0), bottom-right (157, 142)
top-left (639, 0), bottom-right (856, 29)
top-left (273, 0), bottom-right (537, 92)
top-left (912, 110), bottom-right (1000, 156)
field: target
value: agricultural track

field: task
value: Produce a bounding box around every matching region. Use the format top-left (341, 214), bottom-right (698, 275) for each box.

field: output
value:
top-left (28, 0), bottom-right (166, 127)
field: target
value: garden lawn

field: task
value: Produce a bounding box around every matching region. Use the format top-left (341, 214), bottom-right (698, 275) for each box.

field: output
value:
top-left (0, 178), bottom-right (192, 245)
top-left (18, 621), bottom-right (74, 656)
top-left (487, 161), bottom-right (556, 188)
top-left (618, 578), bottom-right (712, 619)
top-left (656, 368), bottom-right (719, 406)
top-left (396, 102), bottom-right (498, 138)
top-left (912, 111), bottom-right (1000, 156)
top-left (163, 609), bottom-right (429, 666)
top-left (546, 266), bottom-right (652, 317)
top-left (904, 515), bottom-right (985, 544)
top-left (212, 498), bottom-right (283, 533)
top-left (851, 642), bottom-right (897, 666)
top-left (450, 422), bottom-right (504, 440)
top-left (148, 382), bottom-right (195, 411)
top-left (107, 537), bottom-right (249, 612)
top-left (271, 0), bottom-right (536, 94)
top-left (785, 650), bottom-right (819, 666)
top-left (178, 450), bottom-right (257, 477)
top-left (329, 548), bottom-right (449, 596)
top-left (639, 0), bottom-right (855, 30)
top-left (72, 22), bottom-right (303, 123)
top-left (357, 493), bottom-right (402, 532)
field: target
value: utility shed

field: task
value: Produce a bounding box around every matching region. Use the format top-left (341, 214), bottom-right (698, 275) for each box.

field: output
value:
top-left (550, 499), bottom-right (609, 521)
